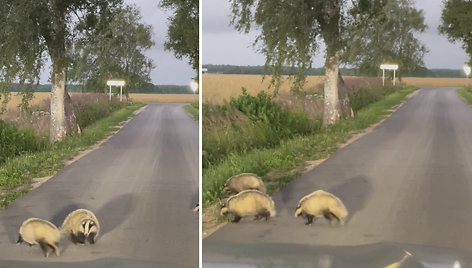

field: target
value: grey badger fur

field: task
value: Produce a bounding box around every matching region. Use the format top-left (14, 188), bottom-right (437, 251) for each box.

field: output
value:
top-left (294, 190), bottom-right (348, 226)
top-left (224, 173), bottom-right (266, 194)
top-left (17, 218), bottom-right (61, 257)
top-left (61, 209), bottom-right (100, 244)
top-left (220, 190), bottom-right (276, 222)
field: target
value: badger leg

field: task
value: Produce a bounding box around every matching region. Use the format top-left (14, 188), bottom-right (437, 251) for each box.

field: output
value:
top-left (16, 235), bottom-right (23, 244)
top-left (232, 215), bottom-right (242, 223)
top-left (305, 215), bottom-right (315, 225)
top-left (48, 242), bottom-right (60, 257)
top-left (70, 233), bottom-right (79, 244)
top-left (323, 210), bottom-right (335, 225)
top-left (324, 211), bottom-right (341, 226)
top-left (38, 241), bottom-right (50, 258)
top-left (77, 232), bottom-right (86, 244)
top-left (260, 210), bottom-right (270, 221)
top-left (88, 232), bottom-right (96, 244)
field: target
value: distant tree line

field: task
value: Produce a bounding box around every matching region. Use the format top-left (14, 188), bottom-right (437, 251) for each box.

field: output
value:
top-left (203, 64), bottom-right (467, 78)
top-left (8, 83), bottom-right (190, 94)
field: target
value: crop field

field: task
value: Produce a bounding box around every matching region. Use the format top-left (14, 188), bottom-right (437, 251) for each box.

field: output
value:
top-left (402, 77), bottom-right (470, 87)
top-left (3, 92), bottom-right (196, 110)
top-left (203, 74), bottom-right (470, 103)
top-left (203, 74), bottom-right (323, 103)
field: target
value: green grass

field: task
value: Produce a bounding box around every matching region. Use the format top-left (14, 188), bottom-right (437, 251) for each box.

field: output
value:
top-left (184, 102), bottom-right (199, 121)
top-left (457, 87), bottom-right (472, 105)
top-left (0, 102), bottom-right (145, 207)
top-left (0, 121), bottom-right (48, 164)
top-left (202, 86), bottom-right (417, 207)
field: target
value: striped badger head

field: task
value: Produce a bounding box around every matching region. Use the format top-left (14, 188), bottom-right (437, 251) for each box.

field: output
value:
top-left (77, 219), bottom-right (98, 244)
top-left (220, 202), bottom-right (229, 216)
top-left (294, 205), bottom-right (303, 217)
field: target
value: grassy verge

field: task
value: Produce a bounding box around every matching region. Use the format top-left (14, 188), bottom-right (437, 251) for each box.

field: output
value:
top-left (457, 87), bottom-right (472, 105)
top-left (203, 86), bottom-right (417, 208)
top-left (0, 102), bottom-right (145, 207)
top-left (184, 102), bottom-right (199, 121)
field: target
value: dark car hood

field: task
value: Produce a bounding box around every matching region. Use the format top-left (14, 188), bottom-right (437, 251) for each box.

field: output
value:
top-left (203, 241), bottom-right (471, 268)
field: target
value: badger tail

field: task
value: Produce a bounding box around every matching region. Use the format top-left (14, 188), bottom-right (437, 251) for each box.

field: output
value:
top-left (269, 207), bottom-right (277, 217)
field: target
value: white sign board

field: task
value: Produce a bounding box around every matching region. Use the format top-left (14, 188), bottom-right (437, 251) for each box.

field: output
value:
top-left (107, 80), bottom-right (125, 102)
top-left (107, 80), bottom-right (125, 86)
top-left (380, 64), bottom-right (398, 86)
top-left (380, 64), bottom-right (399, 70)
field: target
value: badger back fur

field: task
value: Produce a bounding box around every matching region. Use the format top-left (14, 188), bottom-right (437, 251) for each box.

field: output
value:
top-left (294, 190), bottom-right (348, 226)
top-left (61, 209), bottom-right (100, 244)
top-left (17, 218), bottom-right (61, 257)
top-left (224, 173), bottom-right (266, 194)
top-left (220, 190), bottom-right (276, 222)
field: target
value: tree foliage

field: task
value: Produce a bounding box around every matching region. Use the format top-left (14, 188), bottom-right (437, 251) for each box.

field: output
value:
top-left (344, 0), bottom-right (427, 79)
top-left (69, 5), bottom-right (154, 97)
top-left (160, 0), bottom-right (199, 75)
top-left (439, 0), bottom-right (472, 65)
top-left (230, 0), bottom-right (427, 125)
top-left (0, 0), bottom-right (123, 141)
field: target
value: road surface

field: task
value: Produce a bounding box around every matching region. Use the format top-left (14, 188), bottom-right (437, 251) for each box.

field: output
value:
top-left (204, 87), bottom-right (472, 266)
top-left (0, 103), bottom-right (198, 267)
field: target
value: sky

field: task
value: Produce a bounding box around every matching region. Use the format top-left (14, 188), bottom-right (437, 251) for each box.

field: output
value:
top-left (39, 0), bottom-right (195, 85)
top-left (203, 0), bottom-right (469, 70)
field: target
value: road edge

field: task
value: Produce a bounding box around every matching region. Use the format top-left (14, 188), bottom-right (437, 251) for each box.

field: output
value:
top-left (27, 104), bottom-right (148, 191)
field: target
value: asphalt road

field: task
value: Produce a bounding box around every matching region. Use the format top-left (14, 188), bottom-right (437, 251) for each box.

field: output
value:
top-left (0, 103), bottom-right (198, 267)
top-left (204, 87), bottom-right (472, 266)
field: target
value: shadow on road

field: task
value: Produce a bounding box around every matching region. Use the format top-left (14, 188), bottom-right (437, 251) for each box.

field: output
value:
top-left (329, 175), bottom-right (372, 222)
top-left (50, 203), bottom-right (85, 227)
top-left (1, 208), bottom-right (34, 244)
top-left (189, 190), bottom-right (199, 210)
top-left (97, 193), bottom-right (136, 237)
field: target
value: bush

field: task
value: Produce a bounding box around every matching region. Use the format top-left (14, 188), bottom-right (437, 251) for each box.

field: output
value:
top-left (349, 86), bottom-right (397, 112)
top-left (72, 94), bottom-right (126, 129)
top-left (0, 120), bottom-right (47, 164)
top-left (203, 88), bottom-right (317, 167)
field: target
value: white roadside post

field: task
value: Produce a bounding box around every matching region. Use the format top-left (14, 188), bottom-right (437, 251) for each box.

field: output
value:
top-left (380, 64), bottom-right (399, 86)
top-left (190, 79), bottom-right (198, 103)
top-left (106, 80), bottom-right (126, 102)
top-left (464, 65), bottom-right (471, 86)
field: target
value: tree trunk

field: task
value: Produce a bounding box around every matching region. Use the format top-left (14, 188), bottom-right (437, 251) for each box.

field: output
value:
top-left (338, 71), bottom-right (354, 118)
top-left (50, 66), bottom-right (67, 142)
top-left (323, 51), bottom-right (341, 126)
top-left (64, 87), bottom-right (81, 135)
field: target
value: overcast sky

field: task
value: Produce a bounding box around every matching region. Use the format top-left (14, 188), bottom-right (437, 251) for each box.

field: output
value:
top-left (203, 0), bottom-right (469, 69)
top-left (39, 0), bottom-right (195, 85)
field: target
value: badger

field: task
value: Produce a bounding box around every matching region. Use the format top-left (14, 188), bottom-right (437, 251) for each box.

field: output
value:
top-left (220, 190), bottom-right (276, 222)
top-left (61, 209), bottom-right (100, 245)
top-left (223, 173), bottom-right (266, 194)
top-left (17, 218), bottom-right (61, 258)
top-left (294, 190), bottom-right (348, 226)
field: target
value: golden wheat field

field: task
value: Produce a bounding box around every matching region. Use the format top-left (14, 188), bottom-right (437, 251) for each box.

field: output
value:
top-left (4, 92), bottom-right (196, 110)
top-left (203, 74), bottom-right (324, 103)
top-left (402, 77), bottom-right (470, 87)
top-left (203, 74), bottom-right (471, 103)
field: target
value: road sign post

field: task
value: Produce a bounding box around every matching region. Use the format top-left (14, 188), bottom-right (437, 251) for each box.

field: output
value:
top-left (464, 65), bottom-right (471, 86)
top-left (190, 80), bottom-right (198, 103)
top-left (107, 80), bottom-right (126, 102)
top-left (380, 64), bottom-right (399, 86)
